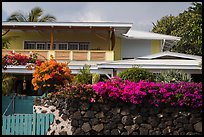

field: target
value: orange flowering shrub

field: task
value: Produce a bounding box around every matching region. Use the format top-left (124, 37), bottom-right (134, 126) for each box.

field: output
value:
top-left (32, 58), bottom-right (73, 93)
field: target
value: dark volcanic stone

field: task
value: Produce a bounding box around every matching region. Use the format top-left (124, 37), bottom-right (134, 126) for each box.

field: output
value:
top-left (103, 130), bottom-right (110, 135)
top-left (59, 131), bottom-right (67, 135)
top-left (84, 111), bottom-right (95, 118)
top-left (81, 122), bottom-right (91, 132)
top-left (194, 122), bottom-right (202, 133)
top-left (71, 119), bottom-right (78, 127)
top-left (121, 116), bottom-right (133, 125)
top-left (139, 127), bottom-right (148, 135)
top-left (73, 128), bottom-right (84, 135)
top-left (111, 129), bottom-right (120, 135)
top-left (72, 111), bottom-right (82, 120)
top-left (140, 124), bottom-right (152, 130)
top-left (92, 124), bottom-right (104, 132)
top-left (89, 118), bottom-right (99, 126)
top-left (133, 115), bottom-right (143, 124)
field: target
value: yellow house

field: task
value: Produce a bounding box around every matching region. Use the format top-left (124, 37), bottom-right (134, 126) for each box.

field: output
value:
top-left (2, 22), bottom-right (133, 62)
top-left (2, 21), bottom-right (182, 76)
top-left (2, 21), bottom-right (180, 62)
top-left (4, 21), bottom-right (203, 94)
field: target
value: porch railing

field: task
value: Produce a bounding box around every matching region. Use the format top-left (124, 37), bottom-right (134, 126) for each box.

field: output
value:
top-left (2, 49), bottom-right (114, 61)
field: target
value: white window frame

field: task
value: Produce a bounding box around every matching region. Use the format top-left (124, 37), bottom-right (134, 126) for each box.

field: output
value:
top-left (68, 42), bottom-right (79, 50)
top-left (58, 43), bottom-right (68, 50)
top-left (24, 41), bottom-right (90, 50)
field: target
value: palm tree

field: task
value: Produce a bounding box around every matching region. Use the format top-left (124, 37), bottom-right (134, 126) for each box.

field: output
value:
top-left (2, 32), bottom-right (18, 49)
top-left (3, 7), bottom-right (56, 48)
top-left (7, 7), bottom-right (56, 22)
top-left (2, 74), bottom-right (16, 96)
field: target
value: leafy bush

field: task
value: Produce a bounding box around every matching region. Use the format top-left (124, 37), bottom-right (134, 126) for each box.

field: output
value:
top-left (118, 67), bottom-right (155, 82)
top-left (92, 77), bottom-right (202, 109)
top-left (51, 83), bottom-right (103, 103)
top-left (32, 58), bottom-right (73, 93)
top-left (154, 69), bottom-right (192, 83)
top-left (92, 73), bottom-right (100, 84)
top-left (74, 64), bottom-right (92, 84)
top-left (2, 74), bottom-right (16, 95)
top-left (2, 51), bottom-right (43, 70)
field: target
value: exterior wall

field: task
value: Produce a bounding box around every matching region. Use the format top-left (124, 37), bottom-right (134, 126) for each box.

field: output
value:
top-left (121, 39), bottom-right (152, 59)
top-left (121, 39), bottom-right (162, 59)
top-left (113, 37), bottom-right (122, 60)
top-left (151, 40), bottom-right (161, 54)
top-left (5, 30), bottom-right (111, 50)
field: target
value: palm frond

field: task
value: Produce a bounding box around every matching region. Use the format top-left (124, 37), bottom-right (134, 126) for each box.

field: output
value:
top-left (2, 36), bottom-right (19, 49)
top-left (39, 14), bottom-right (56, 22)
top-left (28, 7), bottom-right (43, 22)
top-left (7, 12), bottom-right (27, 22)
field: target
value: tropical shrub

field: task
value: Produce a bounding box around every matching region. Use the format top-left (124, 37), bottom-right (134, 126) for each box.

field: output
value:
top-left (2, 51), bottom-right (43, 70)
top-left (118, 67), bottom-right (155, 82)
top-left (154, 69), bottom-right (192, 82)
top-left (92, 73), bottom-right (100, 84)
top-left (32, 58), bottom-right (73, 93)
top-left (2, 73), bottom-right (16, 95)
top-left (51, 83), bottom-right (103, 103)
top-left (92, 77), bottom-right (202, 109)
top-left (74, 64), bottom-right (92, 84)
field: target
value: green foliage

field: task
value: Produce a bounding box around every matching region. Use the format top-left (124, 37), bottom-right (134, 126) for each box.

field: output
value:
top-left (7, 7), bottom-right (56, 22)
top-left (2, 74), bottom-right (16, 95)
top-left (152, 2), bottom-right (202, 56)
top-left (2, 35), bottom-right (18, 49)
top-left (154, 70), bottom-right (192, 83)
top-left (118, 67), bottom-right (155, 82)
top-left (92, 73), bottom-right (100, 84)
top-left (75, 64), bottom-right (92, 84)
top-left (2, 36), bottom-right (11, 49)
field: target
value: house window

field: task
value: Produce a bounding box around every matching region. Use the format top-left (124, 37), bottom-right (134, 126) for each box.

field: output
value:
top-left (24, 41), bottom-right (90, 50)
top-left (58, 43), bottom-right (68, 50)
top-left (79, 42), bottom-right (89, 50)
top-left (36, 43), bottom-right (46, 50)
top-left (47, 43), bottom-right (57, 50)
top-left (68, 42), bottom-right (79, 50)
top-left (24, 41), bottom-right (36, 49)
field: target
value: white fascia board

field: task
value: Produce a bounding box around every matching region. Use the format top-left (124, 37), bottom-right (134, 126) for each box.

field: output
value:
top-left (2, 69), bottom-right (34, 74)
top-left (68, 65), bottom-right (98, 70)
top-left (122, 29), bottom-right (181, 40)
top-left (71, 68), bottom-right (113, 74)
top-left (98, 64), bottom-right (201, 70)
top-left (2, 21), bottom-right (133, 28)
top-left (138, 51), bottom-right (202, 60)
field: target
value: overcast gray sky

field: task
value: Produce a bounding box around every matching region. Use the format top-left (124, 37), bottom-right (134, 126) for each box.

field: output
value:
top-left (2, 2), bottom-right (192, 31)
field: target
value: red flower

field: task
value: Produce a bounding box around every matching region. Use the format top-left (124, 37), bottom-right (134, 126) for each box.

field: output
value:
top-left (36, 60), bottom-right (41, 66)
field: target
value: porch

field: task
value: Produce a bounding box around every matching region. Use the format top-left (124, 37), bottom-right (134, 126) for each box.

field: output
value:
top-left (2, 49), bottom-right (114, 61)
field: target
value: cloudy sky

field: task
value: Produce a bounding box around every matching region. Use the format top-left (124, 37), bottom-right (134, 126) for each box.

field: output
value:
top-left (2, 2), bottom-right (192, 31)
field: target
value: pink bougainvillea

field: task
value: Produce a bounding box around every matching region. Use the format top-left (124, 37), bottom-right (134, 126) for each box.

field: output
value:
top-left (92, 77), bottom-right (202, 109)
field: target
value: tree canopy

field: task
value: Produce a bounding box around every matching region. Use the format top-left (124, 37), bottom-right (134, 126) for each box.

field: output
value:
top-left (7, 7), bottom-right (56, 22)
top-left (2, 7), bottom-right (56, 49)
top-left (152, 2), bottom-right (202, 56)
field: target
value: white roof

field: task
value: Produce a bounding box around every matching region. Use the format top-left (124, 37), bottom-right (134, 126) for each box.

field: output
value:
top-left (2, 59), bottom-right (201, 74)
top-left (137, 51), bottom-right (202, 60)
top-left (98, 59), bottom-right (201, 70)
top-left (2, 21), bottom-right (133, 27)
top-left (2, 21), bottom-right (132, 34)
top-left (122, 29), bottom-right (181, 40)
